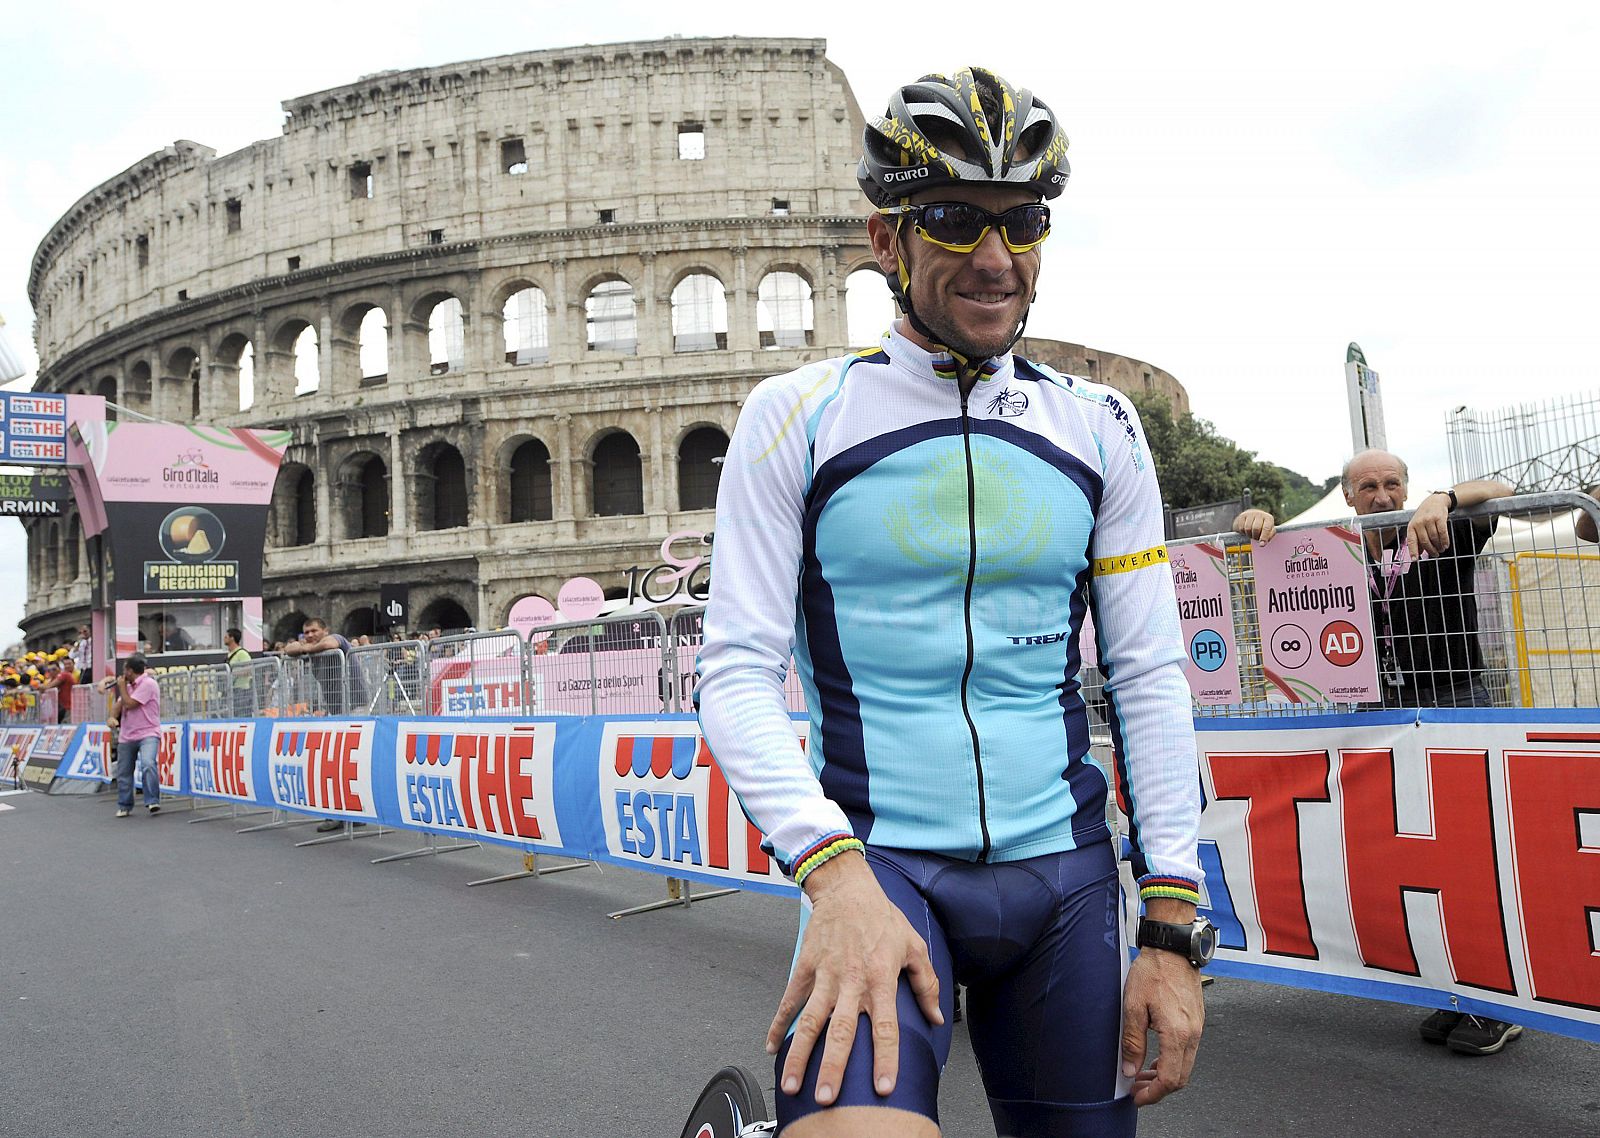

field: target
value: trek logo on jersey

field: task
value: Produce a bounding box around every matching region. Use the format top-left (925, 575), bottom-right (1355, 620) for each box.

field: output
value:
top-left (392, 723), bottom-right (560, 846)
top-left (188, 722), bottom-right (256, 801)
top-left (599, 725), bottom-right (801, 879)
top-left (268, 721), bottom-right (376, 819)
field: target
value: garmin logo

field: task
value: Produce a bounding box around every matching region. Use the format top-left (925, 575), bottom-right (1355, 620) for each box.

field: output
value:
top-left (884, 168), bottom-right (930, 184)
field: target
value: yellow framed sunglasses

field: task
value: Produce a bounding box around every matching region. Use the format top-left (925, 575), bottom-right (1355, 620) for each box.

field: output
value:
top-left (878, 201), bottom-right (1052, 254)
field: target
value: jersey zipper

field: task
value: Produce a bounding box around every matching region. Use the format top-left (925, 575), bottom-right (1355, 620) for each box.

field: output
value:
top-left (958, 385), bottom-right (992, 862)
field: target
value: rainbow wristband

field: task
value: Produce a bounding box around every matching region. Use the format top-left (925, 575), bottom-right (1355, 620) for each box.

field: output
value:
top-left (1138, 876), bottom-right (1201, 906)
top-left (793, 836), bottom-right (865, 888)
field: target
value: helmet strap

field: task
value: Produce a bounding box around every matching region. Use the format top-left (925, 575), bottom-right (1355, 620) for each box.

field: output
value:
top-left (888, 220), bottom-right (1034, 391)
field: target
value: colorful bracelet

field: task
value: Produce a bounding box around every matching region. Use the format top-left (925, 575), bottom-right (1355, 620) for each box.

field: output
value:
top-left (793, 835), bottom-right (865, 888)
top-left (1138, 876), bottom-right (1201, 906)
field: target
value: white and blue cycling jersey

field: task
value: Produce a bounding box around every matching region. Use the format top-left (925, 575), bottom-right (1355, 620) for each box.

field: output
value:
top-left (695, 326), bottom-right (1202, 897)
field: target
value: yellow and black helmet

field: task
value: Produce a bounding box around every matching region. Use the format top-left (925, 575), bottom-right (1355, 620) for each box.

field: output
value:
top-left (857, 66), bottom-right (1069, 208)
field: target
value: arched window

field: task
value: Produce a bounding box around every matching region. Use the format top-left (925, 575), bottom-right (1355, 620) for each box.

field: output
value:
top-left (671, 274), bottom-right (727, 352)
top-left (293, 468), bottom-right (316, 545)
top-left (344, 454), bottom-right (389, 539)
top-left (509, 439), bottom-right (553, 522)
top-left (359, 308), bottom-right (389, 382)
top-left (294, 326), bottom-right (320, 395)
top-left (591, 432), bottom-right (643, 516)
top-left (126, 362), bottom-right (153, 411)
top-left (845, 267), bottom-right (895, 347)
top-left (678, 428), bottom-right (729, 511)
top-left (417, 597), bottom-right (473, 636)
top-left (503, 287), bottom-right (549, 364)
top-left (758, 271), bottom-right (814, 349)
top-left (166, 348), bottom-right (201, 419)
top-left (343, 608), bottom-right (378, 640)
top-left (65, 515), bottom-right (81, 579)
top-left (428, 298), bottom-right (465, 375)
top-left (585, 280), bottom-right (637, 354)
top-left (44, 521), bottom-right (60, 584)
top-left (419, 444), bottom-right (469, 530)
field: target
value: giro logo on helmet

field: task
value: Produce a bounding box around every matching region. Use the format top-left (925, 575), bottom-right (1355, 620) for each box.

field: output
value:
top-left (885, 168), bottom-right (931, 183)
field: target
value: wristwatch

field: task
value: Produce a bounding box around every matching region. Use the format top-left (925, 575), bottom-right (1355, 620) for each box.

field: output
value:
top-left (1431, 488), bottom-right (1459, 511)
top-left (1137, 916), bottom-right (1218, 968)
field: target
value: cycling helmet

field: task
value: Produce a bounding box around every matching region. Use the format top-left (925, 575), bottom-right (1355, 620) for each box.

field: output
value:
top-left (857, 66), bottom-right (1069, 208)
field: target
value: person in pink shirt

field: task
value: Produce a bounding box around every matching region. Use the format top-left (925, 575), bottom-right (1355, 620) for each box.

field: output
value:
top-left (104, 654), bottom-right (161, 817)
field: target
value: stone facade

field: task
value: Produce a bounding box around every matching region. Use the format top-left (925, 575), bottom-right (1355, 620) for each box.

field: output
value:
top-left (22, 37), bottom-right (1189, 648)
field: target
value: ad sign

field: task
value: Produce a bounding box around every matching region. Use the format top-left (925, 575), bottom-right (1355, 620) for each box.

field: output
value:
top-left (1249, 525), bottom-right (1380, 703)
top-left (0, 392), bottom-right (69, 464)
top-left (1171, 543), bottom-right (1242, 704)
top-left (187, 722), bottom-right (259, 803)
top-left (597, 721), bottom-right (804, 884)
top-left (266, 721), bottom-right (378, 821)
top-left (0, 471), bottom-right (70, 516)
top-left (391, 722), bottom-right (562, 847)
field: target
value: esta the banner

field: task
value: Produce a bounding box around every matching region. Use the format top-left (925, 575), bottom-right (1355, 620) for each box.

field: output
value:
top-left (390, 720), bottom-right (563, 848)
top-left (1249, 524), bottom-right (1380, 702)
top-left (1185, 711), bottom-right (1600, 1040)
top-left (187, 721), bottom-right (259, 803)
top-left (596, 718), bottom-right (802, 893)
top-left (1170, 542), bottom-right (1242, 704)
top-left (266, 720), bottom-right (379, 823)
top-left (60, 725), bottom-right (115, 782)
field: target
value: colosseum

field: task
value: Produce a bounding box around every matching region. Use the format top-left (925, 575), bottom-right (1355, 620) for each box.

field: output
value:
top-left (21, 36), bottom-right (1188, 650)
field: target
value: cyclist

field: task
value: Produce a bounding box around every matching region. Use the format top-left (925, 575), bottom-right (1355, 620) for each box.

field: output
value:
top-left (697, 66), bottom-right (1207, 1136)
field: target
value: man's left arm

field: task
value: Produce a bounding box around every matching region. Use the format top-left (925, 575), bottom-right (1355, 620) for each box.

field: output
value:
top-left (1406, 479), bottom-right (1514, 557)
top-left (1085, 394), bottom-right (1205, 1105)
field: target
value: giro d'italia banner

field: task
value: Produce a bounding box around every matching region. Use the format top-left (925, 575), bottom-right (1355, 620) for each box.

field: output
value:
top-left (45, 707), bottom-right (1600, 1042)
top-left (1170, 542), bottom-right (1242, 704)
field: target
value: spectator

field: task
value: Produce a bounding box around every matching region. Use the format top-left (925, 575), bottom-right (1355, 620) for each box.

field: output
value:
top-left (41, 658), bottom-right (76, 724)
top-left (1236, 449), bottom-right (1519, 1055)
top-left (284, 617), bottom-right (368, 833)
top-left (103, 655), bottom-right (161, 818)
top-left (70, 625), bottom-right (92, 681)
top-left (224, 627), bottom-right (253, 718)
top-left (159, 613), bottom-right (194, 652)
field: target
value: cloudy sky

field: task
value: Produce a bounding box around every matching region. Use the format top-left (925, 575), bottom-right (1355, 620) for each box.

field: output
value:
top-left (2, 1), bottom-right (1597, 646)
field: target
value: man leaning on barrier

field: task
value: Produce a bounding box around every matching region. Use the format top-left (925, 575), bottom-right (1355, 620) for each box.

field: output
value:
top-left (697, 65), bottom-right (1206, 1137)
top-left (1234, 448), bottom-right (1521, 1055)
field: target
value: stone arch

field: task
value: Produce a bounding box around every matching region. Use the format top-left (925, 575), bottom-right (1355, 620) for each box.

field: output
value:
top-left (582, 275), bottom-right (638, 354)
top-left (756, 266), bottom-right (816, 349)
top-left (125, 359), bottom-right (153, 413)
top-left (64, 513), bottom-right (82, 580)
top-left (416, 595), bottom-right (474, 635)
top-left (213, 331), bottom-right (255, 411)
top-left (415, 440), bottom-right (470, 531)
top-left (670, 270), bottom-right (728, 353)
top-left (44, 519), bottom-right (61, 585)
top-left (590, 429), bottom-right (643, 516)
top-left (413, 292), bottom-right (464, 376)
top-left (271, 610), bottom-right (310, 649)
top-left (342, 606), bottom-right (378, 640)
top-left (676, 425), bottom-right (729, 512)
top-left (161, 345), bottom-right (202, 420)
top-left (338, 451), bottom-right (390, 539)
top-left (335, 300), bottom-right (390, 387)
top-left (95, 375), bottom-right (118, 420)
top-left (269, 462), bottom-right (317, 547)
top-left (505, 435), bottom-right (554, 523)
top-left (269, 316), bottom-right (321, 397)
top-left (498, 282), bottom-right (550, 365)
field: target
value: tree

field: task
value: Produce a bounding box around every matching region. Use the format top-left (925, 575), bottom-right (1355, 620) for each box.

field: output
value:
top-left (1131, 393), bottom-right (1287, 516)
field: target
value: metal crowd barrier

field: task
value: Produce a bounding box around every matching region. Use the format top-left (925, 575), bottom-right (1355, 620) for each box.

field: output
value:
top-left (1184, 488), bottom-right (1600, 715)
top-left (1, 688), bottom-right (59, 726)
top-left (350, 640), bottom-right (430, 716)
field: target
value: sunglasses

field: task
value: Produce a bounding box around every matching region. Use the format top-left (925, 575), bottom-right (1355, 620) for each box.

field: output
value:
top-left (878, 201), bottom-right (1052, 254)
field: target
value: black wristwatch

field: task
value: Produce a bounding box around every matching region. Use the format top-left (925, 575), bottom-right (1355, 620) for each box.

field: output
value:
top-left (1137, 916), bottom-right (1218, 968)
top-left (1431, 488), bottom-right (1458, 511)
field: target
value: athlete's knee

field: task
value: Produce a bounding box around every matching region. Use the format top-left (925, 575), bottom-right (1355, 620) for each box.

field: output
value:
top-left (783, 1105), bottom-right (938, 1137)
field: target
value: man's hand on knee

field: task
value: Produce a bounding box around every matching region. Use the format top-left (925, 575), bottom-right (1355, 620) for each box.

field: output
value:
top-left (767, 852), bottom-right (942, 1107)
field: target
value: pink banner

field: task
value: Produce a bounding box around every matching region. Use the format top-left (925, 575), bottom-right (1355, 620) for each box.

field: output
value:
top-left (1250, 525), bottom-right (1380, 703)
top-left (1172, 543), bottom-right (1242, 704)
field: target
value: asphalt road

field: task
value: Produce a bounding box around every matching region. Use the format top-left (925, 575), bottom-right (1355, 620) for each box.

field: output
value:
top-left (4, 787), bottom-right (1597, 1137)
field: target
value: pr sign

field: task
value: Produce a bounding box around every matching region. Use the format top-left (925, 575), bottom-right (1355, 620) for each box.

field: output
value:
top-left (1170, 543), bottom-right (1241, 704)
top-left (1249, 525), bottom-right (1380, 703)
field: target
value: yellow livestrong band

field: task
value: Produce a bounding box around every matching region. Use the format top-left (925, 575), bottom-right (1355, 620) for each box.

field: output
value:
top-left (794, 837), bottom-right (866, 887)
top-left (1092, 544), bottom-right (1169, 577)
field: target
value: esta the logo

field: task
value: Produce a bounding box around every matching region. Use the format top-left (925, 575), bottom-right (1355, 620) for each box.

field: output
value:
top-left (402, 727), bottom-right (544, 839)
top-left (612, 734), bottom-right (771, 873)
